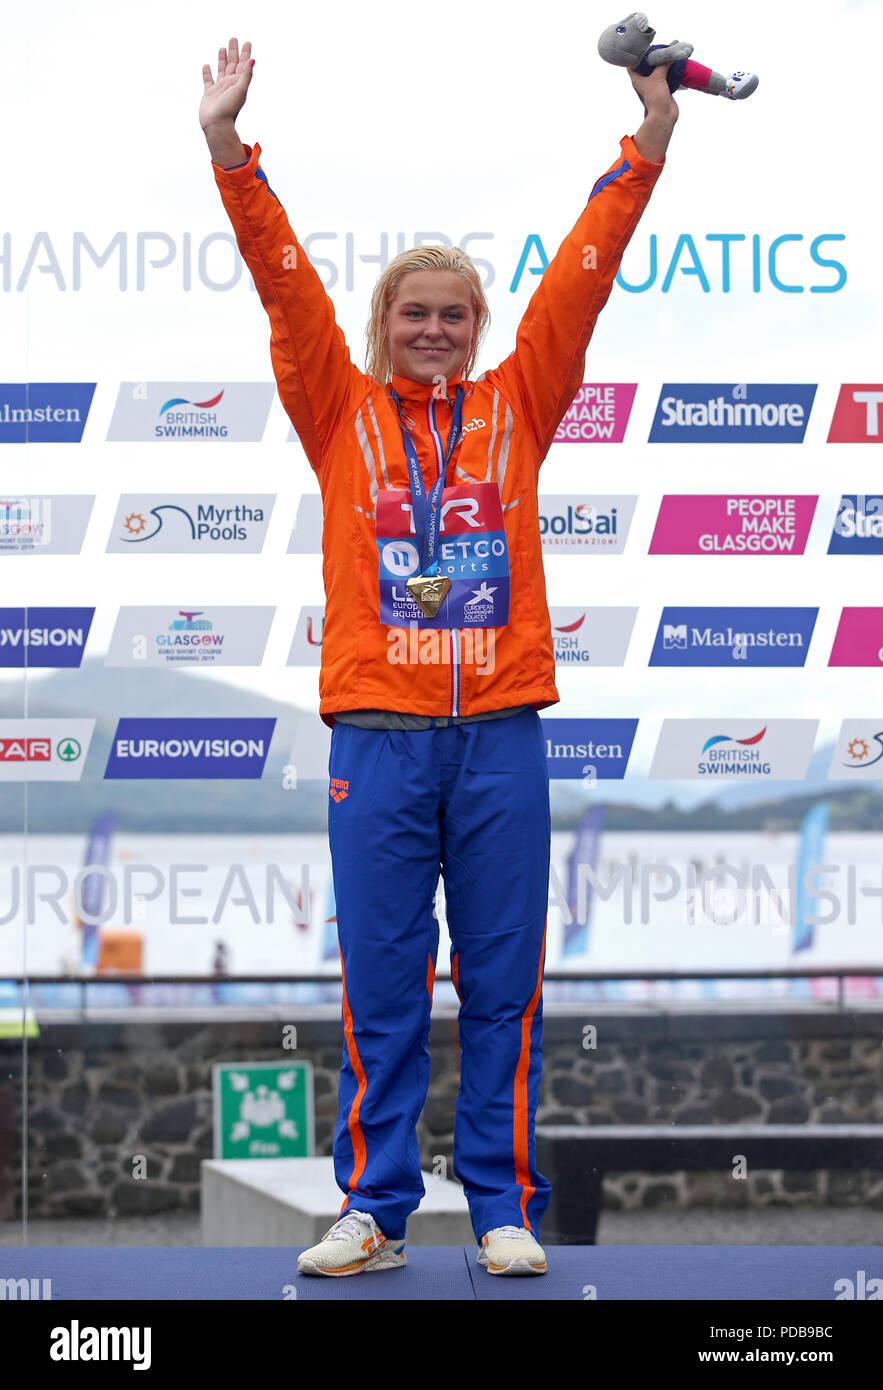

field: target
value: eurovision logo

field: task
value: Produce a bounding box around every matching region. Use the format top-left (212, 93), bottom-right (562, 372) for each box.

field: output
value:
top-left (106, 496), bottom-right (273, 553)
top-left (287, 607), bottom-right (325, 666)
top-left (649, 719), bottom-right (818, 781)
top-left (649, 608), bottom-right (817, 667)
top-left (0, 719), bottom-right (95, 781)
top-left (0, 495), bottom-right (94, 554)
top-left (827, 385), bottom-right (883, 443)
top-left (548, 608), bottom-right (636, 666)
top-left (827, 495), bottom-right (883, 554)
top-left (104, 718), bottom-right (276, 779)
top-left (0, 384), bottom-right (95, 443)
top-left (538, 495), bottom-right (635, 553)
top-left (0, 608), bottom-right (94, 667)
top-left (648, 383), bottom-right (815, 442)
top-left (541, 718), bottom-right (637, 780)
top-left (649, 496), bottom-right (816, 555)
top-left (106, 382), bottom-right (275, 441)
top-left (105, 607), bottom-right (275, 667)
top-left (552, 385), bottom-right (636, 443)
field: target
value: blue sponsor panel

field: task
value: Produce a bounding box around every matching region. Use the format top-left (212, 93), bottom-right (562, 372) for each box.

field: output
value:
top-left (0, 383), bottom-right (96, 443)
top-left (541, 718), bottom-right (637, 780)
top-left (827, 494), bottom-right (883, 554)
top-left (105, 718), bottom-right (276, 779)
top-left (649, 384), bottom-right (816, 442)
top-left (0, 607), bottom-right (94, 667)
top-left (649, 607), bottom-right (817, 667)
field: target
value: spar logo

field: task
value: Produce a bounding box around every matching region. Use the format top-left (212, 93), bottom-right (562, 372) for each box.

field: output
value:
top-left (0, 383), bottom-right (95, 442)
top-left (0, 607), bottom-right (94, 667)
top-left (105, 718), bottom-right (275, 779)
top-left (0, 720), bottom-right (94, 781)
top-left (828, 495), bottom-right (883, 554)
top-left (650, 608), bottom-right (817, 667)
top-left (649, 383), bottom-right (815, 442)
top-left (0, 736), bottom-right (81, 762)
top-left (827, 386), bottom-right (883, 442)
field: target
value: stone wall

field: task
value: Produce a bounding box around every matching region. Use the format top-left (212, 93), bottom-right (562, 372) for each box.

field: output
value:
top-left (1, 1003), bottom-right (882, 1220)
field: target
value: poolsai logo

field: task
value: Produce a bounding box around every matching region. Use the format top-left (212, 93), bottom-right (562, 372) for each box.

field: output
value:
top-left (105, 718), bottom-right (275, 779)
top-left (649, 384), bottom-right (815, 442)
top-left (538, 495), bottom-right (635, 552)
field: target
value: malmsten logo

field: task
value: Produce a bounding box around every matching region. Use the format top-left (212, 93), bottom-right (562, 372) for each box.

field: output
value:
top-left (650, 607), bottom-right (817, 666)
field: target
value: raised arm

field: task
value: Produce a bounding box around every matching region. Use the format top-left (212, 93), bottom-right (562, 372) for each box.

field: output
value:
top-left (200, 37), bottom-right (365, 477)
top-left (491, 64), bottom-right (678, 466)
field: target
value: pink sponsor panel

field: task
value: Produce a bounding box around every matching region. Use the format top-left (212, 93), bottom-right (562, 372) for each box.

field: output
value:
top-left (648, 495), bottom-right (817, 555)
top-left (553, 384), bottom-right (637, 443)
top-left (828, 608), bottom-right (883, 666)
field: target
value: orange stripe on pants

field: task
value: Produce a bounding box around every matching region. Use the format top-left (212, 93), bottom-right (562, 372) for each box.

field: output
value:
top-left (338, 949), bottom-right (369, 1216)
top-left (512, 918), bottom-right (547, 1230)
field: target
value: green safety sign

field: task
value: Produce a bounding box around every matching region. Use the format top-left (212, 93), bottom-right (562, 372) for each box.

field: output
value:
top-left (212, 1061), bottom-right (314, 1159)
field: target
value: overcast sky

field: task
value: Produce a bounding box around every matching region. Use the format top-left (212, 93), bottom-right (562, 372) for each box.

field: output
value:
top-left (2, 0), bottom-right (881, 769)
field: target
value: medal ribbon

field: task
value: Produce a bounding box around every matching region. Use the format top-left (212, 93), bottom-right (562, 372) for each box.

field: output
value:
top-left (389, 385), bottom-right (465, 576)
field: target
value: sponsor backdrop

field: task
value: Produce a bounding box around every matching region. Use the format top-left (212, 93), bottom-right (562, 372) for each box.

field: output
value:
top-left (1, 0), bottom-right (881, 984)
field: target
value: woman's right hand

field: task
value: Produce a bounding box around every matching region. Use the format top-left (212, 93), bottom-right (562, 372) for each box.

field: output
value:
top-left (200, 36), bottom-right (253, 131)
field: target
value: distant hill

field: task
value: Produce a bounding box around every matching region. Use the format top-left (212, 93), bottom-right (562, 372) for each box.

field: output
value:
top-left (0, 660), bottom-right (328, 833)
top-left (2, 663), bottom-right (880, 833)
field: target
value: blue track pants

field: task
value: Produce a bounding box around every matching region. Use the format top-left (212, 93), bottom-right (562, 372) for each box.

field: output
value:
top-left (327, 707), bottom-right (552, 1242)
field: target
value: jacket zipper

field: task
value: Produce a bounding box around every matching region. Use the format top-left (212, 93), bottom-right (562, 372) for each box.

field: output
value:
top-left (426, 396), bottom-right (459, 717)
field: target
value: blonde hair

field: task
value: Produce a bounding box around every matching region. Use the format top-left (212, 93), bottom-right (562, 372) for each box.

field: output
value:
top-left (364, 245), bottom-right (490, 386)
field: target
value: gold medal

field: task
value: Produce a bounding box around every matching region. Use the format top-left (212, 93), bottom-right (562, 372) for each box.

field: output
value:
top-left (406, 574), bottom-right (451, 619)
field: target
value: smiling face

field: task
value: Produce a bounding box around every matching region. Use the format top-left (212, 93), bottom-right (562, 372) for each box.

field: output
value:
top-left (386, 270), bottom-right (476, 385)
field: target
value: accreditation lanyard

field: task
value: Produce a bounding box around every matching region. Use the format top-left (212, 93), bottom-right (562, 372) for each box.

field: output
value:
top-left (388, 385), bottom-right (465, 577)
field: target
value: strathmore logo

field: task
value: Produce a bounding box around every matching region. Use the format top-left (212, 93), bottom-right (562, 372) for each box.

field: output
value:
top-left (329, 777), bottom-right (349, 803)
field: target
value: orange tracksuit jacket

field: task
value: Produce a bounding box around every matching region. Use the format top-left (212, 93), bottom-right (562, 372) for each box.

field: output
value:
top-left (212, 135), bottom-right (664, 725)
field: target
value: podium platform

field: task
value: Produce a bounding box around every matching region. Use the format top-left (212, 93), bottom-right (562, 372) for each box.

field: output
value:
top-left (1, 1245), bottom-right (877, 1300)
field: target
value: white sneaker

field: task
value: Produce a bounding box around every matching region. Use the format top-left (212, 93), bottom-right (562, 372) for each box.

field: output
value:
top-left (723, 71), bottom-right (759, 100)
top-left (297, 1209), bottom-right (407, 1277)
top-left (477, 1225), bottom-right (547, 1275)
